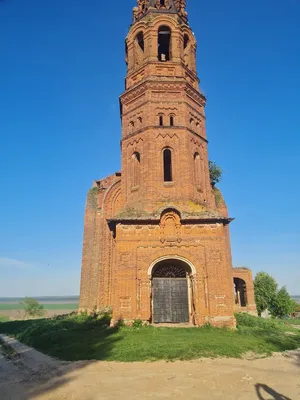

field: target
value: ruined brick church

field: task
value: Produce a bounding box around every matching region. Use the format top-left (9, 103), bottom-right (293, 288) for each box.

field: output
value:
top-left (79, 0), bottom-right (257, 327)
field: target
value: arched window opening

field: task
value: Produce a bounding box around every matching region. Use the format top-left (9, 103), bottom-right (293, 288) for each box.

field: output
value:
top-left (129, 121), bottom-right (135, 132)
top-left (190, 118), bottom-right (194, 126)
top-left (234, 278), bottom-right (248, 307)
top-left (137, 117), bottom-right (143, 125)
top-left (194, 152), bottom-right (201, 189)
top-left (159, 115), bottom-right (164, 127)
top-left (136, 31), bottom-right (144, 52)
top-left (170, 115), bottom-right (174, 126)
top-left (160, 0), bottom-right (165, 6)
top-left (184, 34), bottom-right (189, 49)
top-left (132, 152), bottom-right (141, 188)
top-left (135, 152), bottom-right (141, 162)
top-left (163, 148), bottom-right (173, 182)
top-left (158, 26), bottom-right (171, 62)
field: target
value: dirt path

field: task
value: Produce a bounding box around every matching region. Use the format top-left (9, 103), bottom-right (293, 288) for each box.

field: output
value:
top-left (0, 336), bottom-right (299, 400)
top-left (0, 346), bottom-right (30, 400)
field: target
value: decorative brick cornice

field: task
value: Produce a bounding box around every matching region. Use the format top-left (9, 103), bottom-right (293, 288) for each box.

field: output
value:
top-left (120, 79), bottom-right (206, 106)
top-left (108, 210), bottom-right (233, 225)
top-left (120, 126), bottom-right (208, 143)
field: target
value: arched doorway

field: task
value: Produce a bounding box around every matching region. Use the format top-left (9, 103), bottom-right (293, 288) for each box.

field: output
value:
top-left (234, 278), bottom-right (248, 307)
top-left (151, 259), bottom-right (192, 323)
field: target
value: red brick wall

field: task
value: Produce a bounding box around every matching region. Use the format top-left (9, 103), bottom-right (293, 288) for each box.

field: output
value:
top-left (79, 7), bottom-right (256, 327)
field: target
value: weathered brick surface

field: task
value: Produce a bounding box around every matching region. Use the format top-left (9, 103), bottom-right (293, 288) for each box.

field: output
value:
top-left (79, 2), bottom-right (256, 327)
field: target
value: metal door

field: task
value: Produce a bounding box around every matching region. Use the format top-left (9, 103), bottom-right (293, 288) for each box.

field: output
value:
top-left (152, 278), bottom-right (189, 323)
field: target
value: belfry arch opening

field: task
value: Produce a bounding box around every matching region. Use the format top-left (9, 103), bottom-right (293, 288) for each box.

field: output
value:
top-left (158, 26), bottom-right (171, 61)
top-left (151, 259), bottom-right (192, 323)
top-left (184, 34), bottom-right (189, 49)
top-left (234, 278), bottom-right (248, 307)
top-left (136, 31), bottom-right (144, 52)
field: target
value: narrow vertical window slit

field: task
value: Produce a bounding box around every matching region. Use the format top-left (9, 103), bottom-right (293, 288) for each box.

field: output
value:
top-left (163, 149), bottom-right (173, 182)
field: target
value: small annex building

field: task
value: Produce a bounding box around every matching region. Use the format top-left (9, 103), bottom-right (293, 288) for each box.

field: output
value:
top-left (79, 0), bottom-right (257, 327)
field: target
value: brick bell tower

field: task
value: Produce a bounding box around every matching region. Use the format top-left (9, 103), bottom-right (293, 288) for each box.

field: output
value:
top-left (79, 0), bottom-right (240, 327)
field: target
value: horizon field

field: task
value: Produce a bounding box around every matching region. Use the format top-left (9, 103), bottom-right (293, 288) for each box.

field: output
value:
top-left (0, 303), bottom-right (78, 311)
top-left (0, 296), bottom-right (79, 311)
top-left (0, 295), bottom-right (299, 309)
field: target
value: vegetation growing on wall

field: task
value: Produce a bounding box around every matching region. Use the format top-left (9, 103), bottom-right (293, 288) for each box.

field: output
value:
top-left (209, 161), bottom-right (222, 187)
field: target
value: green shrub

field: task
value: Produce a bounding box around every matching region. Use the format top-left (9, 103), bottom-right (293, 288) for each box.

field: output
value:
top-left (236, 313), bottom-right (261, 327)
top-left (270, 287), bottom-right (297, 318)
top-left (209, 161), bottom-right (222, 186)
top-left (115, 318), bottom-right (126, 328)
top-left (22, 297), bottom-right (45, 318)
top-left (202, 322), bottom-right (213, 329)
top-left (0, 316), bottom-right (9, 323)
top-left (98, 312), bottom-right (112, 326)
top-left (132, 319), bottom-right (144, 328)
top-left (235, 313), bottom-right (285, 330)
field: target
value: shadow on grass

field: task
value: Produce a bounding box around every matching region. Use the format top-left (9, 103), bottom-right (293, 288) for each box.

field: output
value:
top-left (250, 329), bottom-right (300, 370)
top-left (0, 313), bottom-right (123, 399)
top-left (255, 383), bottom-right (292, 400)
top-left (0, 313), bottom-right (124, 361)
top-left (249, 329), bottom-right (300, 353)
top-left (265, 335), bottom-right (300, 353)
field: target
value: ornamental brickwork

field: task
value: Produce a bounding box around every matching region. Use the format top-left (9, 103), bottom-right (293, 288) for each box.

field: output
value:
top-left (79, 1), bottom-right (257, 327)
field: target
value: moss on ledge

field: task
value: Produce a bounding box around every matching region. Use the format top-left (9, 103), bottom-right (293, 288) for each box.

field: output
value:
top-left (115, 208), bottom-right (152, 219)
top-left (86, 187), bottom-right (99, 210)
top-left (213, 187), bottom-right (223, 208)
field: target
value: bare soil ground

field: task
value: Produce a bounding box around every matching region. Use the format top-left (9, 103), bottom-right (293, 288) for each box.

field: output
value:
top-left (0, 336), bottom-right (299, 400)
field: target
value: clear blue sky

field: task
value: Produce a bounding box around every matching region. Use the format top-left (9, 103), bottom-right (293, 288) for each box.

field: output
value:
top-left (0, 0), bottom-right (299, 297)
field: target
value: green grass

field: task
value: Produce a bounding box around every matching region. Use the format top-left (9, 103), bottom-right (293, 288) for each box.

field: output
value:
top-left (0, 303), bottom-right (78, 311)
top-left (286, 318), bottom-right (300, 326)
top-left (235, 312), bottom-right (296, 331)
top-left (0, 316), bottom-right (9, 323)
top-left (0, 313), bottom-right (299, 362)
